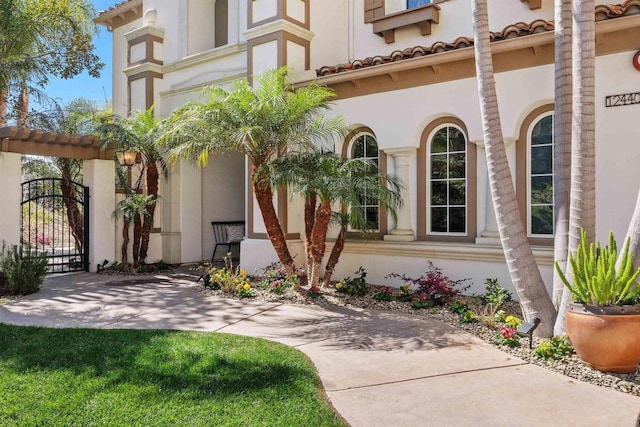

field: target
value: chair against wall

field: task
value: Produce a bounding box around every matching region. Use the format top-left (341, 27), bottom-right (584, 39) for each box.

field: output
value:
top-left (211, 221), bottom-right (245, 262)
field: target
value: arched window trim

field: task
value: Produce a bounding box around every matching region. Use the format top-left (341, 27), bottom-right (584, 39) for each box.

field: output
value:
top-left (341, 127), bottom-right (388, 238)
top-left (417, 117), bottom-right (476, 243)
top-left (527, 112), bottom-right (554, 238)
top-left (516, 104), bottom-right (554, 247)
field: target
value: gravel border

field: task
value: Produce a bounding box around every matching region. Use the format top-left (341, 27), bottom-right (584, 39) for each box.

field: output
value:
top-left (197, 280), bottom-right (640, 397)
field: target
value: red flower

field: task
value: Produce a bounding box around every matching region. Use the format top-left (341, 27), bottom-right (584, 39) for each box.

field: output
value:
top-left (500, 327), bottom-right (517, 339)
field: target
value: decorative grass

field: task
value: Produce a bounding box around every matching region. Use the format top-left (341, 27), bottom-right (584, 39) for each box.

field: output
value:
top-left (0, 324), bottom-right (346, 426)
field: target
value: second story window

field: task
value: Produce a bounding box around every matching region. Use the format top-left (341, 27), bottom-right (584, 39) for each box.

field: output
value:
top-left (407, 0), bottom-right (431, 9)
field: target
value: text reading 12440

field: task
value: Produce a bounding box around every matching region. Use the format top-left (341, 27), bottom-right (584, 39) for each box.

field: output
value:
top-left (605, 92), bottom-right (640, 108)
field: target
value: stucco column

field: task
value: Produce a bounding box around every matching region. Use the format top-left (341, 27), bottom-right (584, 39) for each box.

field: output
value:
top-left (179, 161), bottom-right (203, 263)
top-left (83, 159), bottom-right (116, 272)
top-left (384, 148), bottom-right (415, 241)
top-left (0, 153), bottom-right (22, 246)
top-left (474, 138), bottom-right (516, 245)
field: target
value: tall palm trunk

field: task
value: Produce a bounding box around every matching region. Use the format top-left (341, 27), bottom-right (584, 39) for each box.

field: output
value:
top-left (252, 166), bottom-right (295, 275)
top-left (555, 0), bottom-right (597, 335)
top-left (60, 175), bottom-right (84, 251)
top-left (133, 212), bottom-right (142, 266)
top-left (552, 0), bottom-right (572, 311)
top-left (322, 224), bottom-right (347, 287)
top-left (16, 84), bottom-right (28, 127)
top-left (0, 85), bottom-right (7, 127)
top-left (473, 0), bottom-right (556, 337)
top-left (309, 199), bottom-right (332, 288)
top-left (121, 216), bottom-right (130, 266)
top-left (139, 162), bottom-right (159, 264)
top-left (304, 192), bottom-right (317, 283)
top-left (621, 190), bottom-right (640, 268)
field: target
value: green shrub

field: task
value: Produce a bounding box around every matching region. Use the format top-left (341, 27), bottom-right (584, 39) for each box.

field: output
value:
top-left (256, 262), bottom-right (299, 294)
top-left (482, 278), bottom-right (512, 306)
top-left (396, 284), bottom-right (413, 302)
top-left (136, 265), bottom-right (155, 274)
top-left (335, 267), bottom-right (368, 297)
top-left (372, 286), bottom-right (393, 301)
top-left (0, 243), bottom-right (48, 295)
top-left (534, 336), bottom-right (574, 361)
top-left (387, 262), bottom-right (470, 306)
top-left (556, 230), bottom-right (640, 305)
top-left (449, 299), bottom-right (469, 315)
top-left (460, 310), bottom-right (479, 324)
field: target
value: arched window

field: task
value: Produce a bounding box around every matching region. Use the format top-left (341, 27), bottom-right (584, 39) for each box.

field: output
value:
top-left (417, 117), bottom-right (476, 243)
top-left (528, 113), bottom-right (554, 236)
top-left (349, 132), bottom-right (380, 230)
top-left (428, 125), bottom-right (467, 234)
top-left (516, 105), bottom-right (554, 245)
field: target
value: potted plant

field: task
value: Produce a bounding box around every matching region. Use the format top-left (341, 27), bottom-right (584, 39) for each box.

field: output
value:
top-left (556, 230), bottom-right (640, 373)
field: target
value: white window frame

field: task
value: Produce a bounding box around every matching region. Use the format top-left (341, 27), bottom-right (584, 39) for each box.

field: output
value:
top-left (527, 112), bottom-right (555, 238)
top-left (426, 123), bottom-right (468, 236)
top-left (347, 132), bottom-right (380, 232)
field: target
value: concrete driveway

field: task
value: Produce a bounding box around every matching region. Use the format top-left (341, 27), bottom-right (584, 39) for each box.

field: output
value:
top-left (1, 272), bottom-right (639, 426)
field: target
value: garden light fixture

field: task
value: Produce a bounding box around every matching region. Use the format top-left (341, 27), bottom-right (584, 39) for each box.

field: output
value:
top-left (517, 317), bottom-right (541, 349)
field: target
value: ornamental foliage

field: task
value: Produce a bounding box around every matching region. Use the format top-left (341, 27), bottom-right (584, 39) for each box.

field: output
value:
top-left (556, 230), bottom-right (640, 306)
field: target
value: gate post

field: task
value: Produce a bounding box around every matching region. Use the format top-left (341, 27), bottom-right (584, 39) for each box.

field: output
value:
top-left (0, 153), bottom-right (22, 246)
top-left (83, 159), bottom-right (115, 272)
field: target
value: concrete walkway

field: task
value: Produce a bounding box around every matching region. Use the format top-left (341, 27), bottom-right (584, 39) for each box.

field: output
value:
top-left (1, 273), bottom-right (639, 426)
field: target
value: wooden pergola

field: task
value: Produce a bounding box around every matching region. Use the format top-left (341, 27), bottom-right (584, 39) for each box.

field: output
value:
top-left (0, 126), bottom-right (114, 160)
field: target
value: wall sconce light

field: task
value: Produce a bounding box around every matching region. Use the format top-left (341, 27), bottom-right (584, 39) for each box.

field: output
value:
top-left (116, 150), bottom-right (137, 167)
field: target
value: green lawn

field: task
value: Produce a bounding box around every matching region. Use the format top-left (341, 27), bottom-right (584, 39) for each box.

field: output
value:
top-left (0, 324), bottom-right (346, 426)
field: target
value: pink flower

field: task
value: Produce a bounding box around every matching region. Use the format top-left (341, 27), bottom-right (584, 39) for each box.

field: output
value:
top-left (309, 285), bottom-right (321, 294)
top-left (500, 327), bottom-right (517, 339)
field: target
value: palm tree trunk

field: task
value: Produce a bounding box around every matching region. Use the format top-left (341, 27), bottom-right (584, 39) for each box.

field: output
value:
top-left (16, 84), bottom-right (28, 127)
top-left (121, 218), bottom-right (130, 266)
top-left (473, 0), bottom-right (556, 337)
top-left (309, 199), bottom-right (332, 288)
top-left (304, 192), bottom-right (317, 284)
top-left (60, 178), bottom-right (84, 251)
top-left (0, 85), bottom-right (7, 127)
top-left (555, 0), bottom-right (597, 335)
top-left (133, 212), bottom-right (142, 266)
top-left (139, 162), bottom-right (159, 264)
top-left (322, 224), bottom-right (346, 287)
top-left (252, 166), bottom-right (295, 275)
top-left (552, 0), bottom-right (572, 311)
top-left (620, 190), bottom-right (640, 268)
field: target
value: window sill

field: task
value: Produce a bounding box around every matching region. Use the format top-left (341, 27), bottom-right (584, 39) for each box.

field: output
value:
top-left (371, 4), bottom-right (440, 44)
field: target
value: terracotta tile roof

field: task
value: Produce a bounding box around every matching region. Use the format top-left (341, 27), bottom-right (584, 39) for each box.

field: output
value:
top-left (97, 0), bottom-right (137, 16)
top-left (317, 0), bottom-right (640, 77)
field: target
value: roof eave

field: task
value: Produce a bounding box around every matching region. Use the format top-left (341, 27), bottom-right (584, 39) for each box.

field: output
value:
top-left (95, 0), bottom-right (143, 31)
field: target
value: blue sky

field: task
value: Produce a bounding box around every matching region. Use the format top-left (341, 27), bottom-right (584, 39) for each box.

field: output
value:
top-left (42, 0), bottom-right (115, 107)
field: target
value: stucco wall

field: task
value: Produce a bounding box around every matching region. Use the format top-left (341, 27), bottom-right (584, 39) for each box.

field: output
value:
top-left (201, 151), bottom-right (246, 261)
top-left (242, 48), bottom-right (640, 297)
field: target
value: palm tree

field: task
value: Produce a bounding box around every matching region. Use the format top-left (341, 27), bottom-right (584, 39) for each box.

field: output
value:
top-left (554, 0), bottom-right (597, 334)
top-left (472, 0), bottom-right (557, 337)
top-left (112, 194), bottom-right (156, 268)
top-left (0, 0), bottom-right (102, 126)
top-left (263, 151), bottom-right (402, 288)
top-left (162, 67), bottom-right (345, 275)
top-left (97, 107), bottom-right (168, 265)
top-left (551, 0), bottom-right (572, 313)
top-left (621, 192), bottom-right (640, 268)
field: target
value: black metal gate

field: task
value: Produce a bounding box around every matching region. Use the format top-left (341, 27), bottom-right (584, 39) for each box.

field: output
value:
top-left (21, 178), bottom-right (89, 273)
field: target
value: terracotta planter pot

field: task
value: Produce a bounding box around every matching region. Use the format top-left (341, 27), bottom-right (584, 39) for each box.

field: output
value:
top-left (567, 303), bottom-right (640, 373)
